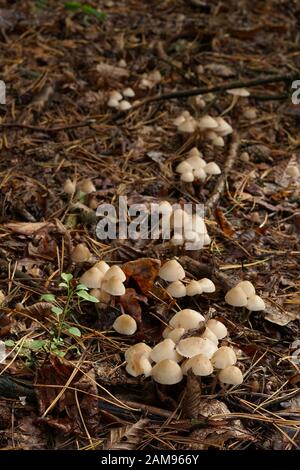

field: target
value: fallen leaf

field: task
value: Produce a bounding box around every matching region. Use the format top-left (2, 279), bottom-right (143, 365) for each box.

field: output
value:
top-left (264, 300), bottom-right (300, 326)
top-left (5, 222), bottom-right (55, 236)
top-left (122, 258), bottom-right (161, 294)
top-left (104, 418), bottom-right (149, 450)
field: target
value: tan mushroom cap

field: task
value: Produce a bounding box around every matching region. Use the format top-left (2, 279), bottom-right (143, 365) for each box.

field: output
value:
top-left (225, 286), bottom-right (248, 307)
top-left (186, 280), bottom-right (203, 296)
top-left (204, 162), bottom-right (221, 175)
top-left (126, 356), bottom-right (152, 377)
top-left (176, 337), bottom-right (218, 359)
top-left (158, 260), bottom-right (185, 282)
top-left (0, 290), bottom-right (5, 305)
top-left (246, 294), bottom-right (265, 311)
top-left (71, 243), bottom-right (91, 263)
top-left (90, 288), bottom-right (110, 303)
top-left (169, 309), bottom-right (205, 330)
top-left (198, 278), bottom-right (216, 293)
top-left (64, 179), bottom-right (76, 195)
top-left (180, 171), bottom-right (194, 183)
top-left (236, 280), bottom-right (255, 298)
top-left (211, 136), bottom-right (225, 147)
top-left (178, 119), bottom-right (196, 133)
top-left (183, 354), bottom-right (213, 376)
top-left (119, 100), bottom-right (132, 111)
top-left (79, 267), bottom-right (104, 288)
top-left (227, 88), bottom-right (250, 97)
top-left (80, 179), bottom-right (96, 194)
top-left (123, 87), bottom-right (135, 98)
top-left (198, 115), bottom-right (218, 129)
top-left (206, 319), bottom-right (228, 339)
top-left (173, 114), bottom-right (186, 126)
top-left (151, 359), bottom-right (183, 385)
top-left (102, 276), bottom-right (125, 296)
top-left (150, 338), bottom-right (182, 363)
top-left (188, 147), bottom-right (203, 158)
top-left (166, 281), bottom-right (187, 298)
top-left (110, 90), bottom-right (122, 101)
top-left (214, 117), bottom-right (233, 136)
top-left (163, 327), bottom-right (185, 344)
top-left (94, 260), bottom-right (110, 274)
top-left (185, 155), bottom-right (206, 170)
top-left (193, 168), bottom-right (207, 181)
top-left (125, 343), bottom-right (152, 363)
top-left (103, 265), bottom-right (126, 282)
top-left (113, 314), bottom-right (137, 335)
top-left (176, 161), bottom-right (193, 174)
top-left (219, 365), bottom-right (243, 385)
top-left (201, 327), bottom-right (219, 345)
top-left (211, 346), bottom-right (237, 369)
top-left (108, 98), bottom-right (119, 108)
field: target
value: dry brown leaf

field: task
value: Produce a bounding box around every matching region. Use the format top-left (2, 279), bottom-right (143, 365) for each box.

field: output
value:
top-left (122, 258), bottom-right (161, 294)
top-left (264, 300), bottom-right (300, 326)
top-left (104, 418), bottom-right (149, 450)
top-left (5, 222), bottom-right (54, 236)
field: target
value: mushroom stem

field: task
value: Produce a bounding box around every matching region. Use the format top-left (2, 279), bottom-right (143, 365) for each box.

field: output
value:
top-left (210, 374), bottom-right (218, 394)
top-left (222, 94), bottom-right (239, 115)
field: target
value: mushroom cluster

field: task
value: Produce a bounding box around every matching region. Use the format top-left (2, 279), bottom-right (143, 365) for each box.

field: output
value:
top-left (162, 208), bottom-right (211, 249)
top-left (108, 88), bottom-right (135, 111)
top-left (139, 70), bottom-right (162, 90)
top-left (173, 112), bottom-right (233, 147)
top-left (79, 262), bottom-right (127, 302)
top-left (158, 260), bottom-right (215, 299)
top-left (124, 308), bottom-right (243, 387)
top-left (63, 178), bottom-right (96, 196)
top-left (175, 147), bottom-right (221, 183)
top-left (225, 281), bottom-right (266, 312)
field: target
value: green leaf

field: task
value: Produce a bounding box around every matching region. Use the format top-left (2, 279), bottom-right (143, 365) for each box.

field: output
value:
top-left (76, 283), bottom-right (89, 291)
top-left (51, 306), bottom-right (63, 316)
top-left (27, 340), bottom-right (47, 351)
top-left (5, 339), bottom-right (15, 347)
top-left (61, 272), bottom-right (73, 283)
top-left (67, 327), bottom-right (82, 337)
top-left (82, 5), bottom-right (106, 20)
top-left (40, 293), bottom-right (55, 302)
top-left (58, 282), bottom-right (68, 289)
top-left (64, 1), bottom-right (81, 10)
top-left (76, 290), bottom-right (99, 303)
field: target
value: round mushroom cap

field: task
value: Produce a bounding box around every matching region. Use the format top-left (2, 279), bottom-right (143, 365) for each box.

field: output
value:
top-left (225, 286), bottom-right (248, 307)
top-left (110, 90), bottom-right (122, 101)
top-left (64, 179), bottom-right (76, 195)
top-left (166, 281), bottom-right (187, 298)
top-left (176, 161), bottom-right (193, 174)
top-left (123, 87), bottom-right (135, 98)
top-left (71, 243), bottom-right (91, 262)
top-left (102, 276), bottom-right (126, 296)
top-left (80, 179), bottom-right (96, 194)
top-left (211, 136), bottom-right (225, 147)
top-left (204, 162), bottom-right (221, 175)
top-left (193, 168), bottom-right (207, 181)
top-left (158, 260), bottom-right (185, 282)
top-left (198, 278), bottom-right (216, 293)
top-left (211, 346), bottom-right (237, 369)
top-left (236, 281), bottom-right (255, 298)
top-left (176, 337), bottom-right (218, 358)
top-left (151, 359), bottom-right (183, 385)
top-left (188, 147), bottom-right (203, 158)
top-left (119, 100), bottom-right (132, 111)
top-left (219, 365), bottom-right (243, 385)
top-left (79, 267), bottom-right (104, 288)
top-left (192, 214), bottom-right (207, 235)
top-left (125, 343), bottom-right (152, 363)
top-left (201, 327), bottom-right (218, 345)
top-left (170, 235), bottom-right (185, 246)
top-left (103, 265), bottom-right (126, 282)
top-left (184, 354), bottom-right (213, 376)
top-left (126, 356), bottom-right (152, 377)
top-left (169, 309), bottom-right (205, 330)
top-left (150, 339), bottom-right (182, 363)
top-left (214, 117), bottom-right (233, 136)
top-left (185, 155), bottom-right (206, 170)
top-left (186, 280), bottom-right (203, 296)
top-left (159, 200), bottom-right (173, 215)
top-left (246, 294), bottom-right (265, 311)
top-left (180, 171), bottom-right (194, 183)
top-left (178, 119), bottom-right (196, 133)
top-left (173, 114), bottom-right (186, 126)
top-left (113, 314), bottom-right (137, 335)
top-left (94, 260), bottom-right (110, 274)
top-left (163, 327), bottom-right (185, 344)
top-left (227, 88), bottom-right (250, 97)
top-left (198, 115), bottom-right (218, 129)
top-left (108, 98), bottom-right (120, 108)
top-left (206, 319), bottom-right (227, 339)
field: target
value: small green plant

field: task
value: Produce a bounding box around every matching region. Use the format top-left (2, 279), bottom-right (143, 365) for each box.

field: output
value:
top-left (64, 2), bottom-right (107, 21)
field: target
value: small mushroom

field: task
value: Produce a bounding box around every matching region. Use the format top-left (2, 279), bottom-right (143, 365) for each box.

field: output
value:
top-left (79, 179), bottom-right (96, 194)
top-left (79, 267), bottom-right (104, 288)
top-left (151, 359), bottom-right (183, 385)
top-left (123, 87), bottom-right (135, 98)
top-left (169, 309), bottom-right (205, 330)
top-left (176, 161), bottom-right (193, 174)
top-left (180, 171), bottom-right (194, 183)
top-left (102, 276), bottom-right (125, 296)
top-left (125, 343), bottom-right (152, 363)
top-left (182, 354), bottom-right (213, 376)
top-left (178, 119), bottom-right (196, 133)
top-left (103, 265), bottom-right (126, 282)
top-left (211, 346), bottom-right (237, 369)
top-left (201, 327), bottom-right (218, 345)
top-left (193, 168), bottom-right (207, 181)
top-left (176, 337), bottom-right (218, 359)
top-left (163, 327), bottom-right (185, 343)
top-left (227, 88), bottom-right (250, 97)
top-left (185, 155), bottom-right (206, 170)
top-left (89, 288), bottom-right (110, 303)
top-left (225, 286), bottom-right (248, 307)
top-left (113, 314), bottom-right (137, 335)
top-left (219, 365), bottom-right (243, 385)
top-left (94, 260), bottom-right (110, 274)
top-left (158, 260), bottom-right (185, 282)
top-left (198, 278), bottom-right (215, 293)
top-left (214, 117), bottom-right (233, 136)
top-left (206, 319), bottom-right (227, 339)
top-left (246, 294), bottom-right (265, 311)
top-left (236, 280), bottom-right (255, 298)
top-left (110, 90), bottom-right (122, 101)
top-left (119, 100), bottom-right (132, 111)
top-left (198, 115), bottom-right (218, 130)
top-left (186, 280), bottom-right (203, 296)
top-left (150, 338), bottom-right (182, 363)
top-left (204, 162), bottom-right (221, 175)
top-left (108, 98), bottom-right (120, 108)
top-left (166, 281), bottom-right (186, 298)
top-left (71, 243), bottom-right (91, 263)
top-left (63, 179), bottom-right (76, 195)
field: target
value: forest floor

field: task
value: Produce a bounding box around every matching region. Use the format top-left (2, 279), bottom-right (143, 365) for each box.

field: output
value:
top-left (0, 0), bottom-right (300, 450)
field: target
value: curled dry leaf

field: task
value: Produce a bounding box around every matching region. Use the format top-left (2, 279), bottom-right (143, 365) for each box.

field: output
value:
top-left (4, 222), bottom-right (55, 236)
top-left (264, 300), bottom-right (300, 326)
top-left (119, 288), bottom-right (147, 324)
top-left (104, 418), bottom-right (149, 450)
top-left (122, 258), bottom-right (161, 294)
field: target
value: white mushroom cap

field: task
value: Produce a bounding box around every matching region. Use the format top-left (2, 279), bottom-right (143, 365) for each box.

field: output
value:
top-left (110, 90), bottom-right (122, 101)
top-left (206, 319), bottom-right (227, 339)
top-left (94, 260), bottom-right (110, 274)
top-left (201, 327), bottom-right (219, 345)
top-left (113, 314), bottom-right (137, 335)
top-left (170, 235), bottom-right (185, 246)
top-left (183, 354), bottom-right (213, 376)
top-left (119, 100), bottom-right (132, 111)
top-left (151, 359), bottom-right (183, 385)
top-left (125, 343), bottom-right (152, 362)
top-left (204, 233), bottom-right (211, 245)
top-left (227, 88), bottom-right (250, 97)
top-left (198, 115), bottom-right (218, 129)
top-left (176, 161), bottom-right (193, 174)
top-left (204, 162), bottom-right (221, 175)
top-left (176, 337), bottom-right (218, 358)
top-left (214, 117), bottom-right (233, 136)
top-left (246, 294), bottom-right (265, 311)
top-left (180, 171), bottom-right (194, 183)
top-left (192, 214), bottom-right (207, 235)
top-left (172, 208), bottom-right (192, 230)
top-left (178, 119), bottom-right (196, 133)
top-left (169, 309), bottom-right (205, 330)
top-left (159, 200), bottom-right (173, 215)
top-left (219, 365), bottom-right (243, 385)
top-left (225, 286), bottom-right (248, 307)
top-left (211, 346), bottom-right (237, 369)
top-left (126, 356), bottom-right (152, 377)
top-left (286, 165), bottom-right (300, 178)
top-left (198, 278), bottom-right (216, 293)
top-left (185, 155), bottom-right (206, 170)
top-left (186, 280), bottom-right (203, 296)
top-left (64, 179), bottom-right (76, 195)
top-left (236, 281), bottom-right (255, 298)
top-left (211, 136), bottom-right (225, 147)
top-left (71, 243), bottom-right (91, 263)
top-left (243, 107), bottom-right (257, 120)
top-left (80, 267), bottom-right (104, 288)
top-left (163, 327), bottom-right (185, 343)
top-left (193, 168), bottom-right (207, 181)
top-left (206, 130), bottom-right (219, 142)
top-left (158, 260), bottom-right (185, 282)
top-left (173, 114), bottom-right (186, 126)
top-left (90, 288), bottom-right (110, 303)
top-left (123, 87), bottom-right (135, 98)
top-left (188, 147), bottom-right (203, 158)
top-left (184, 230), bottom-right (200, 242)
top-left (103, 265), bottom-right (126, 282)
top-left (166, 281), bottom-right (186, 298)
top-left (150, 338), bottom-right (182, 363)
top-left (80, 179), bottom-right (96, 194)
top-left (108, 98), bottom-right (120, 108)
top-left (102, 276), bottom-right (125, 296)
